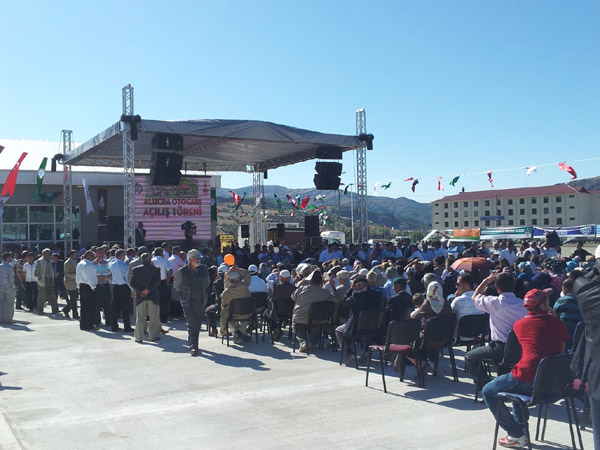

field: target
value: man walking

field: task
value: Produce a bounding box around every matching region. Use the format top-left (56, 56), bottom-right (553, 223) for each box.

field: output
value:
top-left (76, 250), bottom-right (98, 331)
top-left (62, 249), bottom-right (79, 319)
top-left (0, 252), bottom-right (16, 323)
top-left (173, 249), bottom-right (210, 356)
top-left (130, 253), bottom-right (162, 343)
top-left (34, 248), bottom-right (58, 315)
top-left (23, 252), bottom-right (37, 311)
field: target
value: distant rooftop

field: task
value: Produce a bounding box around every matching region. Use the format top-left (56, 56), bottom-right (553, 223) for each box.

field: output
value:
top-left (433, 184), bottom-right (595, 203)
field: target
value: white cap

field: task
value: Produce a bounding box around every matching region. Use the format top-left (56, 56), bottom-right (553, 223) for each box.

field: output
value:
top-left (248, 264), bottom-right (258, 274)
top-left (279, 270), bottom-right (291, 278)
top-left (218, 264), bottom-right (228, 273)
top-left (359, 268), bottom-right (369, 277)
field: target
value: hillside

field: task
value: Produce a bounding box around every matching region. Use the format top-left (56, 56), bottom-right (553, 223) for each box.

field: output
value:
top-left (568, 176), bottom-right (600, 191)
top-left (216, 185), bottom-right (432, 237)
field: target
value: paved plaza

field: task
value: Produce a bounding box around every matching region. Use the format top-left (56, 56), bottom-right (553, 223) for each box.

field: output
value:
top-left (0, 308), bottom-right (594, 450)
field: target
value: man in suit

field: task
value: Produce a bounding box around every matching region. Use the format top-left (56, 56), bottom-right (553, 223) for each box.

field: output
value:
top-left (135, 222), bottom-right (146, 247)
top-left (52, 253), bottom-right (67, 300)
top-left (130, 253), bottom-right (161, 343)
top-left (386, 277), bottom-right (414, 320)
top-left (34, 248), bottom-right (58, 315)
top-left (62, 250), bottom-right (79, 319)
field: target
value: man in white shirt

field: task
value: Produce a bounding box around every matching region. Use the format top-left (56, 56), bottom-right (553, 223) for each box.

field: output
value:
top-left (23, 253), bottom-right (38, 311)
top-left (248, 264), bottom-right (267, 293)
top-left (152, 247), bottom-right (172, 324)
top-left (499, 240), bottom-right (518, 266)
top-left (76, 250), bottom-right (99, 331)
top-left (168, 246), bottom-right (187, 278)
top-left (450, 273), bottom-right (485, 339)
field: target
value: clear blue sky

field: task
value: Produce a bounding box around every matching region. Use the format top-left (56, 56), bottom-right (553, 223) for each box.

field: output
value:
top-left (1, 1), bottom-right (598, 203)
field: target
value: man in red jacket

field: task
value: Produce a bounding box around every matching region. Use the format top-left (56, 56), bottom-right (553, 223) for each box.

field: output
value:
top-left (482, 287), bottom-right (569, 448)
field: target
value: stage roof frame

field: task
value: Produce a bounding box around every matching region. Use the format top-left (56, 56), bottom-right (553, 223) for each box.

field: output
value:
top-left (63, 119), bottom-right (361, 172)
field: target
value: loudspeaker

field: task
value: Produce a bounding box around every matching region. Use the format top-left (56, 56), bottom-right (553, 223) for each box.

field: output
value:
top-left (98, 224), bottom-right (107, 242)
top-left (241, 224), bottom-right (250, 238)
top-left (315, 146), bottom-right (343, 160)
top-left (314, 162), bottom-right (342, 190)
top-left (151, 133), bottom-right (184, 151)
top-left (106, 216), bottom-right (124, 242)
top-left (150, 152), bottom-right (183, 185)
top-left (276, 223), bottom-right (285, 239)
top-left (305, 215), bottom-right (320, 237)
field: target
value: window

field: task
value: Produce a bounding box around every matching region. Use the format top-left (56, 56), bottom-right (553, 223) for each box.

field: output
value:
top-left (464, 211), bottom-right (469, 217)
top-left (464, 221), bottom-right (469, 227)
top-left (496, 220), bottom-right (502, 226)
top-left (519, 219), bottom-right (525, 225)
top-left (569, 195), bottom-right (575, 198)
top-left (556, 196), bottom-right (562, 203)
top-left (532, 198), bottom-right (537, 204)
top-left (532, 208), bottom-right (537, 214)
top-left (434, 221), bottom-right (440, 225)
top-left (444, 203), bottom-right (448, 208)
top-left (434, 203), bottom-right (439, 207)
top-left (519, 209), bottom-right (525, 215)
top-left (557, 218), bottom-right (562, 225)
top-left (453, 211), bottom-right (458, 218)
top-left (544, 218), bottom-right (550, 225)
top-left (485, 220), bottom-right (490, 226)
top-left (474, 220), bottom-right (479, 226)
top-left (532, 219), bottom-right (537, 225)
top-left (507, 199), bottom-right (513, 205)
top-left (508, 209), bottom-right (513, 216)
top-left (569, 217), bottom-right (576, 221)
top-left (444, 222), bottom-right (449, 227)
top-left (484, 200), bottom-right (490, 206)
top-left (496, 199), bottom-right (501, 206)
top-left (474, 211), bottom-right (479, 217)
top-left (474, 201), bottom-right (479, 207)
top-left (463, 202), bottom-right (468, 208)
top-left (569, 206), bottom-right (575, 209)
top-left (543, 207), bottom-right (549, 214)
top-left (496, 210), bottom-right (501, 216)
top-left (543, 197), bottom-right (549, 203)
top-left (485, 210), bottom-right (490, 216)
top-left (453, 202), bottom-right (458, 208)
top-left (519, 198), bottom-right (525, 204)
top-left (454, 221), bottom-right (459, 227)
top-left (444, 212), bottom-right (448, 218)
top-left (556, 207), bottom-right (562, 214)
top-left (435, 212), bottom-right (439, 215)
top-left (508, 220), bottom-right (514, 225)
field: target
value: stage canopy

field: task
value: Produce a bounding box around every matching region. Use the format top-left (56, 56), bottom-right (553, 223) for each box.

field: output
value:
top-left (63, 119), bottom-right (360, 172)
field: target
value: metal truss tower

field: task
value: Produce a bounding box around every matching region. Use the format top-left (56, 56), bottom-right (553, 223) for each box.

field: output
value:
top-left (252, 170), bottom-right (266, 245)
top-left (356, 109), bottom-right (368, 243)
top-left (62, 130), bottom-right (73, 255)
top-left (122, 84), bottom-right (136, 248)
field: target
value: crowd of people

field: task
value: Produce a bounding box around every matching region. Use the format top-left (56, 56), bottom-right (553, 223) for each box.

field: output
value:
top-left (1, 235), bottom-right (599, 449)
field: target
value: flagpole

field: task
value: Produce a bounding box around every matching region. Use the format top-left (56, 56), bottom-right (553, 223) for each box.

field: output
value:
top-left (350, 185), bottom-right (355, 243)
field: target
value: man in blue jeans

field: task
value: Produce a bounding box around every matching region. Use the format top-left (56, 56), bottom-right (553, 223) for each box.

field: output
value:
top-left (482, 288), bottom-right (568, 448)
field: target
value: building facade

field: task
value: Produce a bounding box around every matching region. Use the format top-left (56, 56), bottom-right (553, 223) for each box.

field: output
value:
top-left (431, 185), bottom-right (600, 231)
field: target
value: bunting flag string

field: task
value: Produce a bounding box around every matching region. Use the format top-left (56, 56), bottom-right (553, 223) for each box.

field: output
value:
top-left (342, 183), bottom-right (354, 195)
top-left (525, 166), bottom-right (537, 176)
top-left (449, 175), bottom-right (461, 187)
top-left (299, 194), bottom-right (310, 209)
top-left (411, 179), bottom-right (419, 192)
top-left (437, 176), bottom-right (444, 191)
top-left (380, 182), bottom-right (392, 190)
top-left (403, 177), bottom-right (414, 182)
top-left (285, 194), bottom-right (298, 209)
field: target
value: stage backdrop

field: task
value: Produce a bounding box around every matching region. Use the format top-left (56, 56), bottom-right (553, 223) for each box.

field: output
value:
top-left (134, 176), bottom-right (212, 241)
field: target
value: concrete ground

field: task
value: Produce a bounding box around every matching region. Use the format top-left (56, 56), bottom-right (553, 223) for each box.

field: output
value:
top-left (0, 306), bottom-right (594, 450)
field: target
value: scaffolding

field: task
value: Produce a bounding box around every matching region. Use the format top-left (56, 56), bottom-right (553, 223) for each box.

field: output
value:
top-left (356, 109), bottom-right (368, 243)
top-left (122, 84), bottom-right (136, 248)
top-left (252, 170), bottom-right (266, 245)
top-left (62, 130), bottom-right (73, 256)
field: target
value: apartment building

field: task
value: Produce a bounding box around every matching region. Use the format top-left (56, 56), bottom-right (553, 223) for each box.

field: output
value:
top-left (431, 184), bottom-right (600, 230)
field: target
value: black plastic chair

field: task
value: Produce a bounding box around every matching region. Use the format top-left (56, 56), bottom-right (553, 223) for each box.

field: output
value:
top-left (339, 308), bottom-right (387, 369)
top-left (293, 300), bottom-right (335, 354)
top-left (492, 353), bottom-right (581, 450)
top-left (475, 330), bottom-right (522, 403)
top-left (251, 292), bottom-right (269, 341)
top-left (271, 297), bottom-right (295, 342)
top-left (454, 313), bottom-right (489, 350)
top-left (366, 319), bottom-right (422, 392)
top-left (415, 315), bottom-right (458, 385)
top-left (221, 297), bottom-right (256, 347)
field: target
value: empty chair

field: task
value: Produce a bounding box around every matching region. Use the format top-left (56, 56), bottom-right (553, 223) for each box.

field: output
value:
top-left (366, 319), bottom-right (422, 392)
top-left (339, 308), bottom-right (387, 369)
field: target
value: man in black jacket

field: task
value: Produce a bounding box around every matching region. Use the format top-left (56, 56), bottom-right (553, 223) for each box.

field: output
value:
top-left (386, 277), bottom-right (414, 320)
top-left (573, 245), bottom-right (600, 449)
top-left (130, 253), bottom-right (161, 343)
top-left (335, 277), bottom-right (382, 366)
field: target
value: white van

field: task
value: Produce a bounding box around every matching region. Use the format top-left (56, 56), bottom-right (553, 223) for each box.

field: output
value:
top-left (321, 230), bottom-right (346, 245)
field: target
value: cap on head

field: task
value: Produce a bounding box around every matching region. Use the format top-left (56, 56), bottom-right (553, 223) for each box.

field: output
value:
top-left (342, 258), bottom-right (350, 265)
top-left (42, 248), bottom-right (51, 254)
top-left (138, 246), bottom-right (148, 255)
top-left (218, 264), bottom-right (228, 273)
top-left (337, 270), bottom-right (350, 280)
top-left (523, 288), bottom-right (553, 310)
top-left (248, 264), bottom-right (258, 274)
top-left (187, 249), bottom-right (201, 259)
top-left (359, 268), bottom-right (369, 277)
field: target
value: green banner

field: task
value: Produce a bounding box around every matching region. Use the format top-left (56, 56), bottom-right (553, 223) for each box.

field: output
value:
top-left (480, 226), bottom-right (532, 240)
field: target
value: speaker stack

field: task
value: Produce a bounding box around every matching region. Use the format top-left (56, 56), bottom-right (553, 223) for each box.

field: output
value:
top-left (313, 146), bottom-right (343, 190)
top-left (150, 133), bottom-right (184, 185)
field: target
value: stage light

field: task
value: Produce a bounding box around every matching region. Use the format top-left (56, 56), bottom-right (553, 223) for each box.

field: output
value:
top-left (358, 133), bottom-right (374, 150)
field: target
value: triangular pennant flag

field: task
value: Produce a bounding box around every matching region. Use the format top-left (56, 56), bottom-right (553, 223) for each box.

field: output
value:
top-left (314, 194), bottom-right (325, 202)
top-left (411, 179), bottom-right (419, 192)
top-left (437, 176), bottom-right (444, 191)
top-left (82, 178), bottom-right (94, 214)
top-left (449, 175), bottom-right (460, 187)
top-left (403, 177), bottom-right (414, 182)
top-left (373, 182), bottom-right (379, 196)
top-left (342, 184), bottom-right (353, 195)
top-left (229, 190), bottom-right (242, 205)
top-left (558, 162), bottom-right (577, 180)
top-left (0, 152), bottom-right (28, 198)
top-left (273, 194), bottom-right (283, 214)
top-left (299, 194), bottom-right (311, 209)
top-left (34, 157), bottom-right (48, 200)
top-left (487, 171), bottom-right (494, 188)
top-left (381, 182), bottom-right (392, 190)
top-left (525, 166), bottom-right (537, 176)
top-left (286, 194), bottom-right (298, 209)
